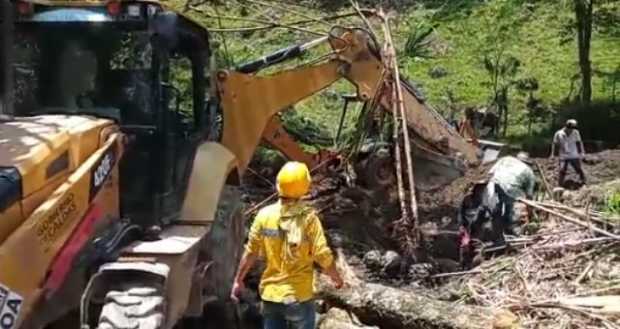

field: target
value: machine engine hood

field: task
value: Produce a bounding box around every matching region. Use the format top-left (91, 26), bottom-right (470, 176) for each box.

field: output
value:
top-left (0, 115), bottom-right (115, 200)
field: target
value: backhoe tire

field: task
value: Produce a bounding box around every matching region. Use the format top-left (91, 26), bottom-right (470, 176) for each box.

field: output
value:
top-left (362, 149), bottom-right (395, 191)
top-left (97, 285), bottom-right (166, 329)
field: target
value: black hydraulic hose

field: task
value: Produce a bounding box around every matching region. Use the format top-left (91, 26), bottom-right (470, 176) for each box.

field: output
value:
top-left (235, 44), bottom-right (304, 74)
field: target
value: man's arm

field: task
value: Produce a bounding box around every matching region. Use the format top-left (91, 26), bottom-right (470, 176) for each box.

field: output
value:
top-left (308, 213), bottom-right (343, 288)
top-left (576, 130), bottom-right (585, 156)
top-left (230, 252), bottom-right (258, 303)
top-left (230, 215), bottom-right (263, 303)
top-left (550, 142), bottom-right (556, 158)
top-left (550, 132), bottom-right (558, 158)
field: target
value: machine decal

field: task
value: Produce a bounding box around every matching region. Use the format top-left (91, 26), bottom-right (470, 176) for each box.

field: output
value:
top-left (89, 145), bottom-right (116, 201)
top-left (0, 284), bottom-right (23, 329)
top-left (43, 204), bottom-right (103, 295)
top-left (35, 193), bottom-right (77, 249)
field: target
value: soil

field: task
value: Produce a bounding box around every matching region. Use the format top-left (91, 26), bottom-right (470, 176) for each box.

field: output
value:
top-left (234, 149), bottom-right (620, 328)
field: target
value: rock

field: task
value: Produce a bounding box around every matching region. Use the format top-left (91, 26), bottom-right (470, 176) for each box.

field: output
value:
top-left (583, 154), bottom-right (602, 165)
top-left (363, 250), bottom-right (383, 270)
top-left (434, 258), bottom-right (460, 273)
top-left (318, 307), bottom-right (378, 329)
top-left (408, 263), bottom-right (433, 280)
top-left (382, 250), bottom-right (402, 276)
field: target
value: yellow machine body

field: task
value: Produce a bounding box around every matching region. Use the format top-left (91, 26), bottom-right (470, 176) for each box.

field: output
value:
top-left (0, 115), bottom-right (122, 327)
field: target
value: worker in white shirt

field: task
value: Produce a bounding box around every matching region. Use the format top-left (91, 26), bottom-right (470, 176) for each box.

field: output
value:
top-left (550, 119), bottom-right (586, 186)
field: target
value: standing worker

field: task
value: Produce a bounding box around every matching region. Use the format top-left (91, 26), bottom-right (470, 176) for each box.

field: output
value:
top-left (550, 119), bottom-right (587, 186)
top-left (230, 161), bottom-right (343, 329)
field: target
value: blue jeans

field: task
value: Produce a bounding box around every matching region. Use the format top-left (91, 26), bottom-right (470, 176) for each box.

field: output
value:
top-left (262, 300), bottom-right (316, 329)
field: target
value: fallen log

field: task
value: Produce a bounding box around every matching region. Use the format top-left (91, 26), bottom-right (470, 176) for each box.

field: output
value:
top-left (317, 281), bottom-right (493, 329)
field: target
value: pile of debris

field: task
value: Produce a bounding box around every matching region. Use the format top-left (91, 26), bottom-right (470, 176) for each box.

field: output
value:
top-left (438, 182), bottom-right (620, 328)
top-left (240, 149), bottom-right (620, 328)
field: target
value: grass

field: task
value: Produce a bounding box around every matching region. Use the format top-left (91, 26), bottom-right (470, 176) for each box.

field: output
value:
top-left (604, 190), bottom-right (620, 217)
top-left (168, 0), bottom-right (620, 144)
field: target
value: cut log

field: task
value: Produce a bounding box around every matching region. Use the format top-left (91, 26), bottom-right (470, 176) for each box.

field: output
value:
top-left (317, 281), bottom-right (493, 329)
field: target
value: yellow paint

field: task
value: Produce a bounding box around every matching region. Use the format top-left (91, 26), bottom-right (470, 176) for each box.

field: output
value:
top-left (220, 29), bottom-right (385, 173)
top-left (0, 115), bottom-right (113, 244)
top-left (0, 203), bottom-right (22, 244)
top-left (0, 115), bottom-right (112, 196)
top-left (0, 133), bottom-right (122, 329)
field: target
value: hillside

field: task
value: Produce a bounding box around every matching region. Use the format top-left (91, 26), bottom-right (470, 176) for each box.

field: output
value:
top-left (169, 0), bottom-right (620, 140)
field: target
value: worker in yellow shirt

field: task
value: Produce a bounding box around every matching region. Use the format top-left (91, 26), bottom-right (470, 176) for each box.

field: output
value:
top-left (230, 161), bottom-right (344, 329)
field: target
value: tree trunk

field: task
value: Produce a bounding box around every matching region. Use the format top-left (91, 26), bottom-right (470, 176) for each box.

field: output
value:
top-left (318, 281), bottom-right (493, 329)
top-left (574, 0), bottom-right (593, 103)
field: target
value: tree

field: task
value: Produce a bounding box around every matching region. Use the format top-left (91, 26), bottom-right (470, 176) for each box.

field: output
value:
top-left (482, 55), bottom-right (521, 137)
top-left (477, 0), bottom-right (525, 137)
top-left (573, 0), bottom-right (594, 103)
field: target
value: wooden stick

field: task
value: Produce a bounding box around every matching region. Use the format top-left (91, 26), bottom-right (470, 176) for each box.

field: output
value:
top-left (534, 161), bottom-right (554, 200)
top-left (243, 0), bottom-right (332, 27)
top-left (189, 2), bottom-right (328, 36)
top-left (349, 0), bottom-right (378, 38)
top-left (540, 202), bottom-right (616, 227)
top-left (197, 11), bottom-right (360, 27)
top-left (430, 269), bottom-right (482, 279)
top-left (382, 14), bottom-right (419, 223)
top-left (532, 237), bottom-right (617, 250)
top-left (246, 167), bottom-right (275, 187)
top-left (519, 199), bottom-right (620, 240)
top-left (243, 159), bottom-right (334, 216)
top-left (585, 199), bottom-right (595, 238)
top-left (573, 261), bottom-right (594, 285)
top-left (389, 68), bottom-right (408, 222)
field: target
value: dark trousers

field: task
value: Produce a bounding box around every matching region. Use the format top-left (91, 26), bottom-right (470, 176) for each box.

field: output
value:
top-left (559, 159), bottom-right (586, 186)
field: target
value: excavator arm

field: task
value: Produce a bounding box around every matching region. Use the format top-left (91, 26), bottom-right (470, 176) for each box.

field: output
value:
top-left (216, 27), bottom-right (383, 174)
top-left (217, 26), bottom-right (484, 178)
top-left (262, 116), bottom-right (336, 170)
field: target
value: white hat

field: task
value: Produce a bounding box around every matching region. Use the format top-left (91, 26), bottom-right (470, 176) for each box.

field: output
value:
top-left (566, 119), bottom-right (578, 128)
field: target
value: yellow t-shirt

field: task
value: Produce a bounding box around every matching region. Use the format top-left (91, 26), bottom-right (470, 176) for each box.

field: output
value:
top-left (244, 200), bottom-right (334, 303)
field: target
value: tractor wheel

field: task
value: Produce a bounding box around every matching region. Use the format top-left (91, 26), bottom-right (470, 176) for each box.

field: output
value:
top-left (362, 149), bottom-right (396, 191)
top-left (97, 285), bottom-right (166, 329)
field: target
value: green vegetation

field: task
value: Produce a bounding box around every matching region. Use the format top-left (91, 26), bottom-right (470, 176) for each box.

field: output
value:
top-left (604, 190), bottom-right (620, 216)
top-left (170, 0), bottom-right (619, 144)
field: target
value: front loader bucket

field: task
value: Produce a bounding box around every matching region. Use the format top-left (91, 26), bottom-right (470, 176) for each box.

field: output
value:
top-left (411, 145), bottom-right (466, 191)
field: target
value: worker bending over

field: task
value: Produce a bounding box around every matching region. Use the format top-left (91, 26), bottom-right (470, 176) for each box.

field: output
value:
top-left (458, 152), bottom-right (536, 266)
top-left (231, 161), bottom-right (343, 329)
top-left (550, 119), bottom-right (587, 187)
top-left (487, 152), bottom-right (536, 231)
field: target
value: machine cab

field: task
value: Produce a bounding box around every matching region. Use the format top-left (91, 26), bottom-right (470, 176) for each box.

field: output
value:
top-left (8, 0), bottom-right (216, 226)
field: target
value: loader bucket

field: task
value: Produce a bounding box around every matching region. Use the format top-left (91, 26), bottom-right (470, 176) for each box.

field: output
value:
top-left (411, 145), bottom-right (467, 191)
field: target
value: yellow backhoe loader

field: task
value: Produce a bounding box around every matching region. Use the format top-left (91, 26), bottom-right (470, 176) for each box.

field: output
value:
top-left (0, 1), bottom-right (497, 328)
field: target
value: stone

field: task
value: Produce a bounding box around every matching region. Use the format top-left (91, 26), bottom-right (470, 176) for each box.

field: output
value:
top-left (362, 250), bottom-right (383, 270)
top-left (382, 250), bottom-right (402, 276)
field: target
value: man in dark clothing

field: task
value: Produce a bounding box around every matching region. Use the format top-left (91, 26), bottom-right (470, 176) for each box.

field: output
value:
top-left (457, 181), bottom-right (496, 268)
